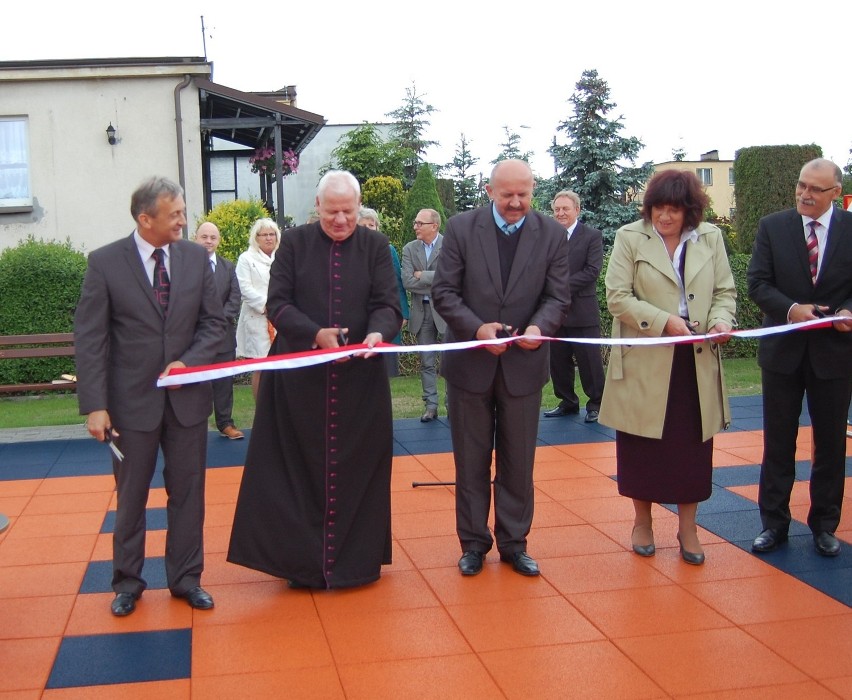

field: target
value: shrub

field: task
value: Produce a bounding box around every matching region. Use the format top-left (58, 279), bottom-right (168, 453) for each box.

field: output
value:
top-left (197, 199), bottom-right (272, 264)
top-left (0, 237), bottom-right (87, 388)
top-left (362, 176), bottom-right (406, 221)
top-left (403, 165), bottom-right (447, 245)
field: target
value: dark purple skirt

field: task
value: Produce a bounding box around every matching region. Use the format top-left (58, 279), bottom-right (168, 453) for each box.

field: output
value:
top-left (615, 345), bottom-right (713, 504)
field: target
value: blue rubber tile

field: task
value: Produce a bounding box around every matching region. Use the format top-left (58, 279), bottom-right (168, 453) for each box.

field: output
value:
top-left (698, 509), bottom-right (762, 543)
top-left (399, 438), bottom-right (456, 455)
top-left (205, 430), bottom-right (250, 467)
top-left (80, 557), bottom-right (168, 594)
top-left (46, 628), bottom-right (190, 688)
top-left (712, 465), bottom-right (761, 487)
top-left (0, 463), bottom-right (52, 481)
top-left (797, 566), bottom-right (852, 607)
top-left (698, 485), bottom-right (759, 514)
top-left (100, 508), bottom-right (168, 534)
top-left (49, 459), bottom-right (114, 478)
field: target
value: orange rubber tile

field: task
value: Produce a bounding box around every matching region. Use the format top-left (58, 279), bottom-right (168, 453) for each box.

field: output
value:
top-left (64, 590), bottom-right (192, 636)
top-left (311, 569), bottom-right (440, 617)
top-left (0, 637), bottom-right (61, 692)
top-left (714, 430), bottom-right (765, 448)
top-left (743, 613), bottom-right (852, 680)
top-left (392, 487), bottom-right (455, 514)
top-left (34, 475), bottom-right (115, 496)
top-left (391, 467), bottom-right (442, 491)
top-left (0, 595), bottom-right (76, 639)
top-left (336, 654), bottom-right (501, 700)
top-left (396, 534), bottom-right (461, 570)
top-left (388, 509), bottom-right (456, 539)
top-left (203, 502), bottom-right (236, 529)
top-left (448, 595), bottom-right (604, 652)
top-left (191, 669), bottom-right (343, 700)
top-left (199, 552), bottom-right (279, 587)
top-left (7, 511), bottom-right (105, 540)
top-left (410, 452), bottom-right (456, 471)
top-left (577, 455), bottom-right (619, 476)
top-left (384, 539), bottom-right (415, 573)
top-left (533, 459), bottom-right (602, 481)
top-left (43, 679), bottom-right (190, 700)
top-left (204, 466), bottom-right (244, 485)
top-left (189, 580), bottom-right (321, 628)
top-left (823, 676), bottom-right (852, 699)
top-left (682, 574), bottom-right (850, 625)
top-left (191, 618), bottom-right (334, 676)
top-left (569, 584), bottom-right (731, 639)
top-left (203, 482), bottom-right (240, 505)
top-left (480, 641), bottom-right (664, 699)
top-left (712, 445), bottom-right (765, 464)
top-left (555, 442), bottom-right (616, 460)
top-left (535, 475), bottom-right (619, 502)
top-left (420, 564), bottom-right (558, 607)
top-left (682, 681), bottom-right (843, 700)
top-left (0, 496), bottom-right (33, 519)
top-left (391, 454), bottom-right (429, 472)
top-left (90, 533), bottom-right (112, 561)
top-left (0, 562), bottom-right (87, 599)
top-left (542, 551), bottom-right (674, 596)
top-left (616, 627), bottom-right (809, 696)
top-left (201, 524), bottom-right (233, 554)
top-left (728, 483), bottom-right (759, 502)
top-left (559, 495), bottom-right (637, 524)
top-left (532, 523), bottom-right (623, 559)
top-left (712, 449), bottom-right (757, 467)
top-left (22, 491), bottom-right (113, 516)
top-left (320, 606), bottom-right (470, 665)
top-left (645, 541), bottom-right (777, 583)
top-left (0, 478), bottom-right (42, 498)
top-left (0, 533), bottom-right (97, 566)
top-left (530, 500), bottom-right (585, 527)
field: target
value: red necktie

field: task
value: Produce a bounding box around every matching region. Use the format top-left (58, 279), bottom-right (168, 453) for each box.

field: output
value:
top-left (806, 221), bottom-right (819, 284)
top-left (152, 248), bottom-right (170, 310)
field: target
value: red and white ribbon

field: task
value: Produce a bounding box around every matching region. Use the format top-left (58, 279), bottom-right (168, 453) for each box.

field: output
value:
top-left (157, 317), bottom-right (842, 387)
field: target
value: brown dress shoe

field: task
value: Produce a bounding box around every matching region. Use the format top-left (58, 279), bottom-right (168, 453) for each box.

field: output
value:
top-left (220, 425), bottom-right (244, 440)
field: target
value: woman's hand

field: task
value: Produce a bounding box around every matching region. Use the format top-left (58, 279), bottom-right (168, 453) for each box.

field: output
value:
top-left (663, 315), bottom-right (698, 337)
top-left (708, 322), bottom-right (733, 344)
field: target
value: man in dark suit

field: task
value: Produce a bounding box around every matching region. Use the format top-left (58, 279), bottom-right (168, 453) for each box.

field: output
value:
top-left (402, 208), bottom-right (447, 422)
top-left (542, 190), bottom-right (605, 423)
top-left (747, 158), bottom-right (852, 557)
top-left (75, 176), bottom-right (226, 615)
top-left (432, 160), bottom-right (571, 577)
top-left (194, 222), bottom-right (244, 440)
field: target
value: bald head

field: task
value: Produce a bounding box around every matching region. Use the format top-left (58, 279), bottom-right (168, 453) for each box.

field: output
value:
top-left (486, 159), bottom-right (535, 225)
top-left (194, 221), bottom-right (221, 254)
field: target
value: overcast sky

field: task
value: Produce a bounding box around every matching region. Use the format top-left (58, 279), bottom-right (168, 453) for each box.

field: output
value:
top-left (4, 0), bottom-right (849, 180)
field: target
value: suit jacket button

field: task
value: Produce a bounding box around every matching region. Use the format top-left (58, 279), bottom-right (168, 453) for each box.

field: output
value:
top-left (696, 347), bottom-right (703, 353)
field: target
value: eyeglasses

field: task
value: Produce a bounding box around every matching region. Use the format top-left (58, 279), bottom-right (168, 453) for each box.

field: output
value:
top-left (796, 181), bottom-right (839, 195)
top-left (552, 207), bottom-right (575, 214)
top-left (413, 221), bottom-right (436, 227)
top-left (256, 232), bottom-right (277, 238)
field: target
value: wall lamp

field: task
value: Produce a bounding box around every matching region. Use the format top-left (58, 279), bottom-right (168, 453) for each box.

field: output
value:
top-left (106, 123), bottom-right (117, 145)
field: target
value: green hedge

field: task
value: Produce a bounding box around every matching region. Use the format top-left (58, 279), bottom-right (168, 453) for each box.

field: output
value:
top-left (196, 199), bottom-right (272, 265)
top-left (0, 237), bottom-right (87, 388)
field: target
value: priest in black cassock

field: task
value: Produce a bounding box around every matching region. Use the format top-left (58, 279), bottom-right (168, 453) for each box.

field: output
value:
top-left (227, 170), bottom-right (403, 589)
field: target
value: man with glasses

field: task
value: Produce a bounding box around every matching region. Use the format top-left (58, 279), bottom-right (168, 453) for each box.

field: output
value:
top-left (402, 209), bottom-right (447, 422)
top-left (748, 158), bottom-right (852, 558)
top-left (543, 191), bottom-right (605, 423)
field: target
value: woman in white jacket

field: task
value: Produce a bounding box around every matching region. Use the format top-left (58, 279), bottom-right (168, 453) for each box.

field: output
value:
top-left (236, 218), bottom-right (281, 398)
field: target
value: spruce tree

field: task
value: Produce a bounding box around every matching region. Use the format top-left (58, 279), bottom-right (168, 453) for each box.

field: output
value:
top-left (402, 164), bottom-right (447, 244)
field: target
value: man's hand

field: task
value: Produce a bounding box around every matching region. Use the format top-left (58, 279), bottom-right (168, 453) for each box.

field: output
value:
top-left (833, 309), bottom-right (852, 333)
top-left (86, 409), bottom-right (116, 442)
top-left (161, 361), bottom-right (187, 390)
top-left (354, 332), bottom-right (384, 359)
top-left (789, 303), bottom-right (830, 324)
top-left (476, 322), bottom-right (512, 356)
top-left (708, 322), bottom-right (733, 345)
top-left (315, 327), bottom-right (350, 362)
top-left (515, 325), bottom-right (542, 351)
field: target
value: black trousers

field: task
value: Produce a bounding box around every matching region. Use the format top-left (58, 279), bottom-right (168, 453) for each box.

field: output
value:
top-left (549, 325), bottom-right (605, 412)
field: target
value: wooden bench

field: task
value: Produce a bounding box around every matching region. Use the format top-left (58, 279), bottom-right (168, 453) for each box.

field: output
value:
top-left (0, 333), bottom-right (76, 394)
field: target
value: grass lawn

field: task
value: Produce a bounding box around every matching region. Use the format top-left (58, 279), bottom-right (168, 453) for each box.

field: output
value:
top-left (0, 358), bottom-right (762, 431)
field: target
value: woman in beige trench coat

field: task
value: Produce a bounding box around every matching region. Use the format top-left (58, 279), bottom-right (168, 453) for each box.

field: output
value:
top-left (598, 170), bottom-right (736, 565)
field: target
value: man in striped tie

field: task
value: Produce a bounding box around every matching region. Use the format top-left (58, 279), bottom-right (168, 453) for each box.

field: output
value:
top-left (747, 158), bottom-right (852, 558)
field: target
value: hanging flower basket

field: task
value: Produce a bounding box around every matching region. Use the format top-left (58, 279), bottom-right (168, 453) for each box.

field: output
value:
top-left (249, 147), bottom-right (299, 179)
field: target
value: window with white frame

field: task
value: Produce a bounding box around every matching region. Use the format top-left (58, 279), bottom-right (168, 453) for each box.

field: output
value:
top-left (728, 168), bottom-right (735, 185)
top-left (696, 168), bottom-right (713, 186)
top-left (0, 116), bottom-right (32, 211)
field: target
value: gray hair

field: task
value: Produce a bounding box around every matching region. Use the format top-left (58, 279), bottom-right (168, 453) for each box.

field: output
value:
top-left (551, 190), bottom-right (581, 209)
top-left (130, 176), bottom-right (184, 221)
top-left (317, 170), bottom-right (361, 201)
top-left (802, 158), bottom-right (843, 186)
top-left (358, 207), bottom-right (381, 227)
top-left (420, 208), bottom-right (441, 227)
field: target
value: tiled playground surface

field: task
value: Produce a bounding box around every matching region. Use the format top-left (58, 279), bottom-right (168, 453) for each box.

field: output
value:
top-left (0, 395), bottom-right (850, 699)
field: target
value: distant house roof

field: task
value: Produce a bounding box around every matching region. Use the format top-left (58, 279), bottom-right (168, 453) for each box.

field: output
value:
top-left (196, 78), bottom-right (325, 154)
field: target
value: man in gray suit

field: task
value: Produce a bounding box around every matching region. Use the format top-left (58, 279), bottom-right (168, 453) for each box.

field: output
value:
top-left (194, 222), bottom-right (244, 440)
top-left (432, 160), bottom-right (571, 578)
top-left (402, 208), bottom-right (447, 422)
top-left (542, 191), bottom-right (606, 423)
top-left (75, 176), bottom-right (226, 616)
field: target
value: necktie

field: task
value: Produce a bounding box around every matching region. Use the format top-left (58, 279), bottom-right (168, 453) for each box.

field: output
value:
top-left (152, 248), bottom-right (170, 310)
top-left (210, 257), bottom-right (216, 272)
top-left (806, 221), bottom-right (819, 284)
top-left (503, 223), bottom-right (517, 235)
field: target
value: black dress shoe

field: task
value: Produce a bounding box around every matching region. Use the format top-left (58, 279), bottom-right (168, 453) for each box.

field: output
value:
top-left (421, 408), bottom-right (438, 423)
top-left (584, 410), bottom-right (599, 423)
top-left (111, 592), bottom-right (139, 617)
top-left (458, 551), bottom-right (485, 576)
top-left (175, 586), bottom-right (214, 610)
top-left (751, 528), bottom-right (788, 553)
top-left (543, 404), bottom-right (579, 418)
top-left (814, 531), bottom-right (840, 557)
top-left (500, 551), bottom-right (540, 576)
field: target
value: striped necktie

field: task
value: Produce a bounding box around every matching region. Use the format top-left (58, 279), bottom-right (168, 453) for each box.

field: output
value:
top-left (806, 221), bottom-right (819, 284)
top-left (503, 223), bottom-right (517, 235)
top-left (152, 248), bottom-right (170, 310)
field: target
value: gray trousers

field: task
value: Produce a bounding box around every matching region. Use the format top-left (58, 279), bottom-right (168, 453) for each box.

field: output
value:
top-left (417, 302), bottom-right (441, 409)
